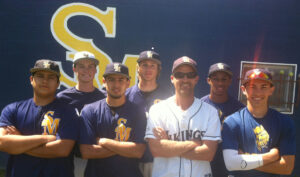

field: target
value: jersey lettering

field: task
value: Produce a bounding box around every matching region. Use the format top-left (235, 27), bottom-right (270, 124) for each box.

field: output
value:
top-left (253, 125), bottom-right (269, 151)
top-left (166, 130), bottom-right (205, 141)
top-left (115, 118), bottom-right (132, 141)
top-left (41, 111), bottom-right (61, 135)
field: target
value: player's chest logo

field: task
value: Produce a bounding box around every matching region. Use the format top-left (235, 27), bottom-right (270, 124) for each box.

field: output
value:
top-left (41, 111), bottom-right (61, 135)
top-left (115, 118), bottom-right (132, 141)
top-left (253, 125), bottom-right (270, 152)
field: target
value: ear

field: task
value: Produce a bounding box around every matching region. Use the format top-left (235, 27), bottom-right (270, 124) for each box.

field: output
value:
top-left (241, 85), bottom-right (247, 95)
top-left (126, 79), bottom-right (130, 89)
top-left (170, 75), bottom-right (174, 84)
top-left (72, 66), bottom-right (76, 72)
top-left (30, 76), bottom-right (33, 85)
top-left (269, 85), bottom-right (275, 96)
top-left (206, 77), bottom-right (211, 85)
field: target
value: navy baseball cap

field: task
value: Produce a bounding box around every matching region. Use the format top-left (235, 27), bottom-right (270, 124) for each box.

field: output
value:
top-left (103, 62), bottom-right (130, 79)
top-left (73, 51), bottom-right (99, 65)
top-left (208, 63), bottom-right (233, 77)
top-left (137, 50), bottom-right (161, 65)
top-left (242, 68), bottom-right (273, 85)
top-left (172, 56), bottom-right (197, 73)
top-left (30, 59), bottom-right (60, 77)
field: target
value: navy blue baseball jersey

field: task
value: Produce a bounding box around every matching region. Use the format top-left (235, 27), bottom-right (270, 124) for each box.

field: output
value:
top-left (126, 84), bottom-right (170, 163)
top-left (79, 99), bottom-right (147, 177)
top-left (57, 87), bottom-right (105, 115)
top-left (222, 107), bottom-right (296, 177)
top-left (200, 95), bottom-right (244, 177)
top-left (0, 98), bottom-right (78, 177)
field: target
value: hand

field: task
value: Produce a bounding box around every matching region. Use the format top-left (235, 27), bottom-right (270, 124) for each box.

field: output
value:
top-left (238, 149), bottom-right (244, 154)
top-left (153, 127), bottom-right (168, 140)
top-left (99, 138), bottom-right (112, 145)
top-left (44, 135), bottom-right (56, 142)
top-left (269, 148), bottom-right (280, 161)
top-left (5, 126), bottom-right (21, 135)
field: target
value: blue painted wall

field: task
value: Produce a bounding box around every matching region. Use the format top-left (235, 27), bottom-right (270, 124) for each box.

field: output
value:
top-left (0, 0), bottom-right (299, 175)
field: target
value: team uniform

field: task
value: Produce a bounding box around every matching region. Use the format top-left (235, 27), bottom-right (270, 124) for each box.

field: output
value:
top-left (79, 98), bottom-right (147, 177)
top-left (0, 98), bottom-right (78, 177)
top-left (145, 96), bottom-right (221, 177)
top-left (57, 87), bottom-right (106, 115)
top-left (200, 94), bottom-right (244, 177)
top-left (222, 107), bottom-right (296, 177)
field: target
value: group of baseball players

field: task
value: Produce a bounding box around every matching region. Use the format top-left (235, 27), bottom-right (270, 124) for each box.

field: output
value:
top-left (0, 50), bottom-right (296, 177)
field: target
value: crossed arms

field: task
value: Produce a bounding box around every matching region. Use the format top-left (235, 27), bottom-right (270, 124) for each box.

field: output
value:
top-left (80, 138), bottom-right (146, 159)
top-left (223, 148), bottom-right (295, 175)
top-left (0, 126), bottom-right (75, 158)
top-left (147, 127), bottom-right (218, 161)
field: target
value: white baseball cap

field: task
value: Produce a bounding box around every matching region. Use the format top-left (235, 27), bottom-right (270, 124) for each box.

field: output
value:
top-left (73, 51), bottom-right (99, 65)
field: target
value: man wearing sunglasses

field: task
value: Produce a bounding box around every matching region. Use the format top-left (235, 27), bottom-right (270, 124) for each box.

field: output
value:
top-left (145, 56), bottom-right (221, 177)
top-left (200, 62), bottom-right (244, 177)
top-left (222, 68), bottom-right (295, 176)
top-left (126, 50), bottom-right (170, 177)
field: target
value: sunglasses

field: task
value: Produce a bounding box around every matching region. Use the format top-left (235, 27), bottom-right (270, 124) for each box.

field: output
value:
top-left (173, 72), bottom-right (197, 79)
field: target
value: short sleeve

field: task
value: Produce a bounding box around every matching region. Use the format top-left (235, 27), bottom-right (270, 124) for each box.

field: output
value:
top-left (0, 103), bottom-right (16, 127)
top-left (222, 115), bottom-right (240, 150)
top-left (202, 106), bottom-right (221, 141)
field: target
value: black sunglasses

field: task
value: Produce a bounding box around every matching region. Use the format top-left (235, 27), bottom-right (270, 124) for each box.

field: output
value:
top-left (173, 72), bottom-right (197, 79)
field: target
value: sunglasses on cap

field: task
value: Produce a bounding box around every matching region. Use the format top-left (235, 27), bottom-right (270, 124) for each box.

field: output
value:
top-left (173, 72), bottom-right (197, 79)
top-left (248, 71), bottom-right (269, 80)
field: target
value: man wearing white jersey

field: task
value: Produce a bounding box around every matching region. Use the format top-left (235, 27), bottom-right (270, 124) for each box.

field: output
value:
top-left (145, 56), bottom-right (221, 177)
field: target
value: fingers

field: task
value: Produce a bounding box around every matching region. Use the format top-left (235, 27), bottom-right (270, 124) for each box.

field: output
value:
top-left (5, 126), bottom-right (21, 135)
top-left (153, 127), bottom-right (168, 140)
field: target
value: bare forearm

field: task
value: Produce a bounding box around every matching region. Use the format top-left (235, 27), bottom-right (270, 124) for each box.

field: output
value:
top-left (0, 135), bottom-right (55, 154)
top-left (26, 139), bottom-right (75, 158)
top-left (256, 155), bottom-right (295, 175)
top-left (148, 138), bottom-right (198, 158)
top-left (100, 138), bottom-right (145, 158)
top-left (181, 140), bottom-right (217, 161)
top-left (80, 144), bottom-right (116, 159)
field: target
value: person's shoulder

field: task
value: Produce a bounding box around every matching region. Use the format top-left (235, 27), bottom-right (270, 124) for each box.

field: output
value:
top-left (57, 87), bottom-right (75, 97)
top-left (224, 107), bottom-right (246, 124)
top-left (228, 95), bottom-right (244, 108)
top-left (197, 98), bottom-right (216, 111)
top-left (2, 98), bottom-right (33, 112)
top-left (269, 108), bottom-right (294, 124)
top-left (93, 87), bottom-right (106, 97)
top-left (199, 94), bottom-right (210, 102)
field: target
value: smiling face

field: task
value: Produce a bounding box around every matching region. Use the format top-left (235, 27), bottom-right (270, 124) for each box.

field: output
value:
top-left (73, 59), bottom-right (97, 84)
top-left (137, 60), bottom-right (160, 81)
top-left (171, 65), bottom-right (199, 98)
top-left (103, 74), bottom-right (130, 99)
top-left (207, 71), bottom-right (232, 96)
top-left (30, 70), bottom-right (59, 98)
top-left (241, 79), bottom-right (275, 109)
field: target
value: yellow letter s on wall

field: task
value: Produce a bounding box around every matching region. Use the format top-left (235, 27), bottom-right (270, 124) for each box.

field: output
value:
top-left (51, 3), bottom-right (138, 88)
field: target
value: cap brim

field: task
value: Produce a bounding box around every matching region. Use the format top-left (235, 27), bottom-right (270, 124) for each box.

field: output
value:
top-left (209, 70), bottom-right (233, 77)
top-left (137, 58), bottom-right (161, 65)
top-left (74, 58), bottom-right (99, 65)
top-left (172, 63), bottom-right (197, 73)
top-left (103, 73), bottom-right (131, 80)
top-left (30, 68), bottom-right (60, 77)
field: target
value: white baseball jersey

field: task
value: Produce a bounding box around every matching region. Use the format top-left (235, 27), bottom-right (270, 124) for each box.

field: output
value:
top-left (145, 96), bottom-right (221, 177)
